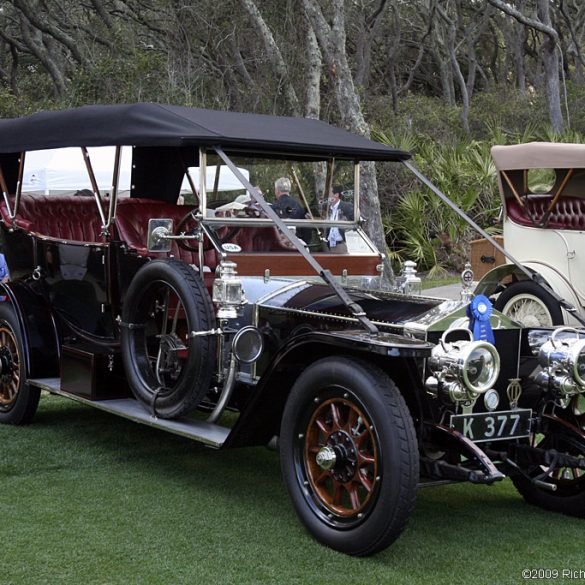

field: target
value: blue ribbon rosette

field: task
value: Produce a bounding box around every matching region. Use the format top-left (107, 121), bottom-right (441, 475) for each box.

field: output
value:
top-left (467, 294), bottom-right (495, 344)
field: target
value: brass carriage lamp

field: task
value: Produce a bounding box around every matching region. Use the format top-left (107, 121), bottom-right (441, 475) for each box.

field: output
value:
top-left (212, 261), bottom-right (246, 319)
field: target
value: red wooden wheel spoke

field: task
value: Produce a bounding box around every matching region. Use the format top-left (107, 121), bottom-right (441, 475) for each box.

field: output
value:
top-left (358, 471), bottom-right (373, 493)
top-left (347, 485), bottom-right (361, 510)
top-left (315, 416), bottom-right (330, 436)
top-left (358, 452), bottom-right (376, 466)
top-left (330, 403), bottom-right (342, 431)
top-left (315, 470), bottom-right (330, 485)
top-left (332, 483), bottom-right (344, 506)
top-left (347, 407), bottom-right (358, 431)
top-left (354, 430), bottom-right (370, 448)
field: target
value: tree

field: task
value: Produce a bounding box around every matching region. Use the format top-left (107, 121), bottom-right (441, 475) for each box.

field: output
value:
top-left (488, 0), bottom-right (564, 132)
top-left (303, 0), bottom-right (390, 269)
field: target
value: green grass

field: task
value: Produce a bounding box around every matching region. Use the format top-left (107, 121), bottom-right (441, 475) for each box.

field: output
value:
top-left (422, 275), bottom-right (460, 290)
top-left (1, 395), bottom-right (584, 585)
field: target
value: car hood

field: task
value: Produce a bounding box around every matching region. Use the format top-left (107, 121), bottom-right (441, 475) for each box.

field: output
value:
top-left (254, 279), bottom-right (471, 334)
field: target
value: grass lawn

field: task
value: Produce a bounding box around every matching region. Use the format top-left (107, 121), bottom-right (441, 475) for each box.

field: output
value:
top-left (1, 395), bottom-right (583, 585)
top-left (421, 275), bottom-right (461, 290)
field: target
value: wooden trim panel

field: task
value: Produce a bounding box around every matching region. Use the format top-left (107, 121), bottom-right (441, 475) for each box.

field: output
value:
top-left (225, 253), bottom-right (380, 276)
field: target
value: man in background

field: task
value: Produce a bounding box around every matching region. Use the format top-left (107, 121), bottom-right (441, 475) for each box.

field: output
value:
top-left (272, 177), bottom-right (305, 220)
top-left (325, 185), bottom-right (354, 253)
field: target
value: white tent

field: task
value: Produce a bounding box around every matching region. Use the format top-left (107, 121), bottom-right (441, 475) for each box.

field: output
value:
top-left (22, 146), bottom-right (248, 195)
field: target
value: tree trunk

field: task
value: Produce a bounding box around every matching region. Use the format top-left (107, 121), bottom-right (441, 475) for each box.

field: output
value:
top-left (240, 0), bottom-right (301, 116)
top-left (303, 0), bottom-right (391, 278)
top-left (537, 0), bottom-right (563, 132)
top-left (488, 0), bottom-right (563, 131)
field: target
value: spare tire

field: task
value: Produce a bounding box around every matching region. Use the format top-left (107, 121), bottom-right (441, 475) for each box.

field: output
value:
top-left (120, 259), bottom-right (216, 419)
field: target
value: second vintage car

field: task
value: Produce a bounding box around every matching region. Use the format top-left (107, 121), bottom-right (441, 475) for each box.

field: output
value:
top-left (477, 141), bottom-right (585, 327)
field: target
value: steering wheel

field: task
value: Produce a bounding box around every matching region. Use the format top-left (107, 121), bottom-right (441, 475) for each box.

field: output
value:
top-left (174, 209), bottom-right (242, 252)
top-left (174, 210), bottom-right (203, 252)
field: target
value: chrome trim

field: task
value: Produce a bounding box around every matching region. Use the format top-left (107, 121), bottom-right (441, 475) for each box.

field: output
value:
top-left (254, 280), bottom-right (310, 306)
top-left (206, 354), bottom-right (238, 423)
top-left (200, 148), bottom-right (207, 214)
top-left (255, 303), bottom-right (403, 332)
top-left (354, 162), bottom-right (360, 222)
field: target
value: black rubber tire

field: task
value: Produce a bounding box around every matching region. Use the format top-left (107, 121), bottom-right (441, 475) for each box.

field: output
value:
top-left (495, 280), bottom-right (563, 327)
top-left (280, 356), bottom-right (418, 556)
top-left (121, 259), bottom-right (217, 419)
top-left (0, 303), bottom-right (40, 425)
top-left (511, 430), bottom-right (585, 518)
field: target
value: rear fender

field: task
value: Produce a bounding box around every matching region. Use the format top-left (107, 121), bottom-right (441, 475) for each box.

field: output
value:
top-left (0, 282), bottom-right (60, 379)
top-left (225, 330), bottom-right (432, 448)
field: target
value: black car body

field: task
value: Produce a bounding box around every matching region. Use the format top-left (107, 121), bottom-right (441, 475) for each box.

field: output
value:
top-left (0, 104), bottom-right (584, 556)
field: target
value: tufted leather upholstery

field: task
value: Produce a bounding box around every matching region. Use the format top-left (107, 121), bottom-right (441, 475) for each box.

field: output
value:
top-left (0, 194), bottom-right (295, 273)
top-left (507, 196), bottom-right (585, 230)
top-left (114, 198), bottom-right (218, 268)
top-left (0, 194), bottom-right (107, 242)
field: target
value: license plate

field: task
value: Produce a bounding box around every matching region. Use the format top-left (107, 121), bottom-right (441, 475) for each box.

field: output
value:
top-left (450, 409), bottom-right (532, 443)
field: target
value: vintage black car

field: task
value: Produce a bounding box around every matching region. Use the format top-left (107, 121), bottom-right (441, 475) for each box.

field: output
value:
top-left (0, 104), bottom-right (583, 556)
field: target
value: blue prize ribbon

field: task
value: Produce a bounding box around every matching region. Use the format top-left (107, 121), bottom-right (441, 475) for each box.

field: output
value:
top-left (467, 295), bottom-right (495, 344)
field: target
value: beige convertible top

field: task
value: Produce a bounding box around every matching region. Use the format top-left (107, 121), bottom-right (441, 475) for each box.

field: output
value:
top-left (491, 142), bottom-right (585, 171)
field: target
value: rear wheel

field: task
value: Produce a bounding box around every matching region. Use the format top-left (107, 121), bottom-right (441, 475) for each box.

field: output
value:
top-left (0, 303), bottom-right (40, 425)
top-left (280, 357), bottom-right (418, 556)
top-left (495, 281), bottom-right (563, 327)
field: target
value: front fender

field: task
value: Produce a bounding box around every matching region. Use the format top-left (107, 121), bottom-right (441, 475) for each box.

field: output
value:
top-left (0, 281), bottom-right (60, 379)
top-left (475, 262), bottom-right (582, 315)
top-left (225, 330), bottom-right (433, 448)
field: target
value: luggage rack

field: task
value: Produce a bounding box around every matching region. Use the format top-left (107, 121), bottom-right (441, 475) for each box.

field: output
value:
top-left (28, 378), bottom-right (231, 448)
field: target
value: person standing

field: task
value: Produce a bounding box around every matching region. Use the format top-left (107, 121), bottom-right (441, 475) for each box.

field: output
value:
top-left (271, 177), bottom-right (305, 219)
top-left (325, 185), bottom-right (354, 253)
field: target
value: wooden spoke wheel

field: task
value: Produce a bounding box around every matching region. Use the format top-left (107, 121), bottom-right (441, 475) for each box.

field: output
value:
top-left (0, 326), bottom-right (21, 408)
top-left (0, 303), bottom-right (40, 425)
top-left (304, 397), bottom-right (378, 519)
top-left (280, 356), bottom-right (418, 556)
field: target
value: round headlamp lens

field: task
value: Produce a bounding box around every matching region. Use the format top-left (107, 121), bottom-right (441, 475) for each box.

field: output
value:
top-left (463, 343), bottom-right (500, 393)
top-left (571, 340), bottom-right (585, 386)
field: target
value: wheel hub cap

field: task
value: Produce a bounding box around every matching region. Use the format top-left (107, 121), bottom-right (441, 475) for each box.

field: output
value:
top-left (329, 430), bottom-right (358, 482)
top-left (316, 445), bottom-right (337, 470)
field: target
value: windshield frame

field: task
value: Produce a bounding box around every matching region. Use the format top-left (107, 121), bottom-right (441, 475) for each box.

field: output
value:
top-left (197, 148), bottom-right (361, 230)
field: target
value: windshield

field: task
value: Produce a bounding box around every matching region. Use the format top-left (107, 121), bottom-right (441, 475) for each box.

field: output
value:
top-left (199, 154), bottom-right (355, 222)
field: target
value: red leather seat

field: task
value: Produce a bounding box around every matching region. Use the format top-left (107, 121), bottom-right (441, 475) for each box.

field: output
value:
top-left (507, 196), bottom-right (585, 230)
top-left (0, 194), bottom-right (107, 242)
top-left (115, 198), bottom-right (218, 270)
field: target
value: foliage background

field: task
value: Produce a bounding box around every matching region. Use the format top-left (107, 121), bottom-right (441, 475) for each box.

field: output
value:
top-left (2, 1), bottom-right (585, 272)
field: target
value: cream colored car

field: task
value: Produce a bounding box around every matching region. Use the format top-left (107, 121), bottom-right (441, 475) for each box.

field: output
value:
top-left (476, 142), bottom-right (585, 326)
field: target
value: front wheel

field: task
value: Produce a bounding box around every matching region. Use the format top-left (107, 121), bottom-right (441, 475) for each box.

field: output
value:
top-left (495, 281), bottom-right (563, 327)
top-left (512, 396), bottom-right (585, 516)
top-left (280, 357), bottom-right (418, 556)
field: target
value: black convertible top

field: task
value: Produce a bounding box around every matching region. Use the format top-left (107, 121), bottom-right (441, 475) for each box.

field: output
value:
top-left (0, 103), bottom-right (409, 161)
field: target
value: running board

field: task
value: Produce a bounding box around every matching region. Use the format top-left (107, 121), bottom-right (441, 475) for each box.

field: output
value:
top-left (29, 378), bottom-right (231, 448)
